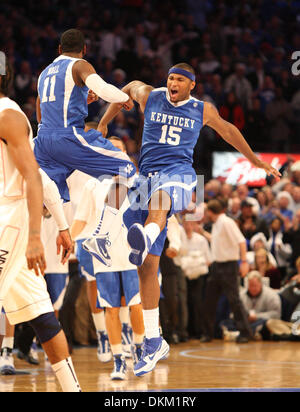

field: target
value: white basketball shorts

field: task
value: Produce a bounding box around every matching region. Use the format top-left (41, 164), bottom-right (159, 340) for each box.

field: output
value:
top-left (0, 199), bottom-right (53, 325)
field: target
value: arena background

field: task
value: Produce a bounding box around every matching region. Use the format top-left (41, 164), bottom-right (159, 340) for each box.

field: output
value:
top-left (2, 0), bottom-right (300, 394)
top-left (1, 0), bottom-right (300, 180)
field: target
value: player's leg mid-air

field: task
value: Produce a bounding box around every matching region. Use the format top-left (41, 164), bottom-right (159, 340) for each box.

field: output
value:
top-left (88, 61), bottom-right (280, 377)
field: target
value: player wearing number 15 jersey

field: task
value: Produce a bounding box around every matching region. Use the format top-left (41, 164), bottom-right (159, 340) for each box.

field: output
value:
top-left (91, 62), bottom-right (281, 377)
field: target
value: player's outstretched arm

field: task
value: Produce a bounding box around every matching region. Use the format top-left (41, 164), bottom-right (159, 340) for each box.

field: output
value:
top-left (0, 109), bottom-right (46, 275)
top-left (98, 81), bottom-right (153, 137)
top-left (72, 60), bottom-right (129, 104)
top-left (203, 102), bottom-right (281, 179)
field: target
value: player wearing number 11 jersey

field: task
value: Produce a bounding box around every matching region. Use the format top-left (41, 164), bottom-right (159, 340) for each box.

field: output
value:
top-left (90, 62), bottom-right (281, 377)
top-left (34, 29), bottom-right (136, 203)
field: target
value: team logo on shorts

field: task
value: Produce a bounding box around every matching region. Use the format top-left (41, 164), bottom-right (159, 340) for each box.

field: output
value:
top-left (124, 164), bottom-right (134, 175)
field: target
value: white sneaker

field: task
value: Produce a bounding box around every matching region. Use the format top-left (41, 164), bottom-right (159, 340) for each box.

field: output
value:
top-left (97, 332), bottom-right (112, 363)
top-left (83, 234), bottom-right (112, 267)
top-left (134, 337), bottom-right (169, 377)
top-left (110, 355), bottom-right (127, 380)
top-left (0, 348), bottom-right (16, 375)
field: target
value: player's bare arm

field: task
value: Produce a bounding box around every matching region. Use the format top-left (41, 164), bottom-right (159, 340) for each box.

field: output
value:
top-left (72, 59), bottom-right (130, 104)
top-left (98, 81), bottom-right (153, 137)
top-left (203, 102), bottom-right (281, 179)
top-left (36, 95), bottom-right (41, 123)
top-left (0, 109), bottom-right (46, 276)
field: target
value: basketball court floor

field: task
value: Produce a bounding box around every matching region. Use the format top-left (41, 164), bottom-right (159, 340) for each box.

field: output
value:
top-left (1, 339), bottom-right (300, 392)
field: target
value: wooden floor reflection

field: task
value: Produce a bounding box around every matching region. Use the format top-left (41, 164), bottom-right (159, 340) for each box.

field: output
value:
top-left (2, 340), bottom-right (300, 392)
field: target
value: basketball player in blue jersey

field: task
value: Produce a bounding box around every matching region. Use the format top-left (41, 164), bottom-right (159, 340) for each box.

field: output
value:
top-left (34, 29), bottom-right (136, 202)
top-left (89, 63), bottom-right (281, 377)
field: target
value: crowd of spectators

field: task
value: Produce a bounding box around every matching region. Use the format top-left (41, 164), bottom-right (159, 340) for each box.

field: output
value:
top-left (1, 0), bottom-right (300, 344)
top-left (1, 0), bottom-right (300, 170)
top-left (160, 161), bottom-right (300, 343)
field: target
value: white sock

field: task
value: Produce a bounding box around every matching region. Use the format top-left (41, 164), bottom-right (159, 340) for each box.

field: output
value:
top-left (144, 223), bottom-right (160, 245)
top-left (94, 197), bottom-right (130, 242)
top-left (110, 344), bottom-right (123, 356)
top-left (133, 333), bottom-right (144, 344)
top-left (51, 357), bottom-right (81, 392)
top-left (93, 205), bottom-right (118, 236)
top-left (92, 312), bottom-right (106, 333)
top-left (119, 306), bottom-right (129, 324)
top-left (2, 337), bottom-right (14, 350)
top-left (142, 308), bottom-right (160, 339)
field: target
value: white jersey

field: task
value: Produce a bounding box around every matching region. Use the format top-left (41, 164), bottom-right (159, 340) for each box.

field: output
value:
top-left (75, 177), bottom-right (136, 272)
top-left (0, 97), bottom-right (32, 205)
top-left (74, 177), bottom-right (112, 240)
top-left (42, 214), bottom-right (69, 274)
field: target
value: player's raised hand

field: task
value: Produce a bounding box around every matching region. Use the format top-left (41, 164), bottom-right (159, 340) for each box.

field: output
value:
top-left (26, 235), bottom-right (46, 276)
top-left (56, 229), bottom-right (73, 265)
top-left (123, 97), bottom-right (134, 111)
top-left (98, 122), bottom-right (108, 138)
top-left (255, 160), bottom-right (282, 179)
top-left (87, 90), bottom-right (99, 105)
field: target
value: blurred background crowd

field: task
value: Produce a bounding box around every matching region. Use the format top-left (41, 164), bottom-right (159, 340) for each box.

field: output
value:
top-left (1, 0), bottom-right (300, 346)
top-left (1, 0), bottom-right (300, 178)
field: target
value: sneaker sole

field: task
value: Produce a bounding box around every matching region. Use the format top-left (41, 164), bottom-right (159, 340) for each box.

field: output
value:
top-left (134, 340), bottom-right (170, 377)
top-left (127, 224), bottom-right (147, 266)
top-left (0, 366), bottom-right (16, 375)
top-left (111, 373), bottom-right (126, 380)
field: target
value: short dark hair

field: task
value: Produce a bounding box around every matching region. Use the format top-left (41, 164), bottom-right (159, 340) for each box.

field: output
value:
top-left (0, 58), bottom-right (13, 96)
top-left (207, 199), bottom-right (223, 214)
top-left (172, 62), bottom-right (195, 76)
top-left (60, 29), bottom-right (85, 53)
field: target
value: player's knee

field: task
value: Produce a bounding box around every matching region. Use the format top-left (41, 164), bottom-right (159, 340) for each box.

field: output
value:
top-left (29, 312), bottom-right (62, 344)
top-left (106, 307), bottom-right (120, 318)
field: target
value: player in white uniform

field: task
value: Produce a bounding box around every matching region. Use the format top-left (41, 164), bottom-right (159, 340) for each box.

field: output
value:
top-left (72, 137), bottom-right (144, 380)
top-left (0, 61), bottom-right (81, 391)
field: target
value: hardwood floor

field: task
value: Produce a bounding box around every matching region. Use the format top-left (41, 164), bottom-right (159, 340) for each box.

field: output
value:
top-left (1, 340), bottom-right (300, 392)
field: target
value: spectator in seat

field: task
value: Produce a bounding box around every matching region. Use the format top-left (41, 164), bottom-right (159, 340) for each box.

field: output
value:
top-left (236, 200), bottom-right (269, 246)
top-left (219, 91), bottom-right (245, 131)
top-left (221, 271), bottom-right (281, 341)
top-left (252, 248), bottom-right (282, 289)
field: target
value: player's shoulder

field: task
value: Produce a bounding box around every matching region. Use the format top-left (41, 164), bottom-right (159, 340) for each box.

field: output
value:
top-left (0, 97), bottom-right (22, 113)
top-left (0, 100), bottom-right (25, 126)
top-left (151, 87), bottom-right (168, 94)
top-left (190, 96), bottom-right (205, 109)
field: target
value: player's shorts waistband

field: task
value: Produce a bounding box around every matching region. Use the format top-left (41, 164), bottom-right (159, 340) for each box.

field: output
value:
top-left (37, 126), bottom-right (84, 133)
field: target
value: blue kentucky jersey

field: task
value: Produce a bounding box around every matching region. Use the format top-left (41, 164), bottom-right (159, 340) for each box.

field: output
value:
top-left (37, 55), bottom-right (89, 129)
top-left (139, 88), bottom-right (204, 176)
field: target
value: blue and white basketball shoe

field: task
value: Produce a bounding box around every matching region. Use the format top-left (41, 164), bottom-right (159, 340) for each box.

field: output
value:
top-left (110, 355), bottom-right (127, 380)
top-left (134, 337), bottom-right (169, 377)
top-left (97, 332), bottom-right (112, 363)
top-left (127, 224), bottom-right (152, 266)
top-left (83, 233), bottom-right (112, 267)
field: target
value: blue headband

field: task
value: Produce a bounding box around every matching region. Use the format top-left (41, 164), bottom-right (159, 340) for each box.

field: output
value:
top-left (168, 67), bottom-right (195, 82)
